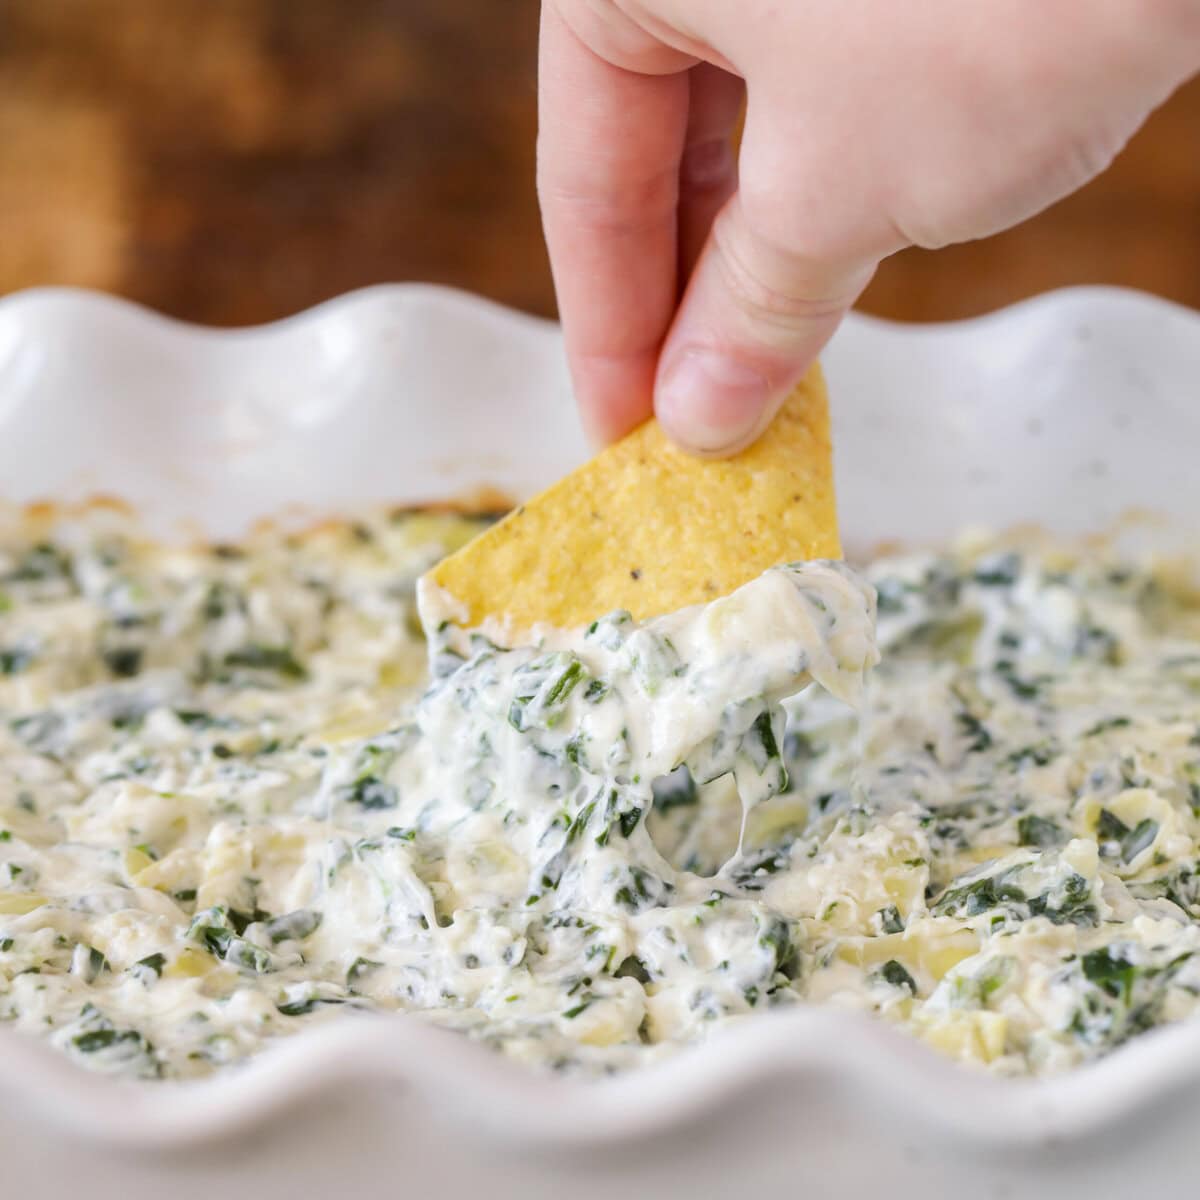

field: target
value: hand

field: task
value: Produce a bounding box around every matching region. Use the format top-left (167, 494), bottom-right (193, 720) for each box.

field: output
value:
top-left (538, 0), bottom-right (1200, 454)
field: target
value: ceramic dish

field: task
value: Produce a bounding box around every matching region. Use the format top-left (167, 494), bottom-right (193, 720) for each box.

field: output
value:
top-left (0, 283), bottom-right (1197, 1199)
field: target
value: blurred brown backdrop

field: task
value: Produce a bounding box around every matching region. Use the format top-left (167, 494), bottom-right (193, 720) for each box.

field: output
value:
top-left (2, 0), bottom-right (1199, 326)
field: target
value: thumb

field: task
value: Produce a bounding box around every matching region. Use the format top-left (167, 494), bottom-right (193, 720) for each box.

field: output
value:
top-left (654, 190), bottom-right (878, 456)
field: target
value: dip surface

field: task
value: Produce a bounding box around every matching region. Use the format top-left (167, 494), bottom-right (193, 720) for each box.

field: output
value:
top-left (2, 508), bottom-right (1199, 1080)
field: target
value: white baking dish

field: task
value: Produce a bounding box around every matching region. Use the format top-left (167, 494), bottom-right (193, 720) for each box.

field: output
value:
top-left (0, 283), bottom-right (1197, 1199)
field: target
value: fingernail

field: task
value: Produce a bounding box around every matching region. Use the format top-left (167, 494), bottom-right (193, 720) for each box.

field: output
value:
top-left (656, 348), bottom-right (771, 454)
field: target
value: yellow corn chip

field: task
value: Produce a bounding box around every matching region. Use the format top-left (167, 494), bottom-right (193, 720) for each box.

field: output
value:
top-left (427, 364), bottom-right (840, 634)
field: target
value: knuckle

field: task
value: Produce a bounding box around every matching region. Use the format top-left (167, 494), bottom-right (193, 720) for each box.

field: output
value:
top-left (555, 0), bottom-right (692, 75)
top-left (738, 174), bottom-right (875, 267)
top-left (678, 137), bottom-right (736, 195)
top-left (1062, 127), bottom-right (1125, 189)
top-left (710, 211), bottom-right (855, 331)
top-left (537, 162), bottom-right (678, 238)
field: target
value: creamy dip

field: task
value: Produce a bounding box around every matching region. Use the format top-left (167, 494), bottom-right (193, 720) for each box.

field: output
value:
top-left (1, 508), bottom-right (1199, 1080)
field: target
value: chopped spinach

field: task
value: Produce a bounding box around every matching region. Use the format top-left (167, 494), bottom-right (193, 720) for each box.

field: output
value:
top-left (878, 960), bottom-right (917, 994)
top-left (1017, 814), bottom-right (1066, 849)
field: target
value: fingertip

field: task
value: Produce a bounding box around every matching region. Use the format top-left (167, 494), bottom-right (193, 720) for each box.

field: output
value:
top-left (573, 351), bottom-right (658, 448)
top-left (537, 3), bottom-right (689, 457)
top-left (652, 212), bottom-right (861, 457)
top-left (654, 347), bottom-right (777, 456)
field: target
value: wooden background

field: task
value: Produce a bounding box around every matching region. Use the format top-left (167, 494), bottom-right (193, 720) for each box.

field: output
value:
top-left (2, 0), bottom-right (1199, 327)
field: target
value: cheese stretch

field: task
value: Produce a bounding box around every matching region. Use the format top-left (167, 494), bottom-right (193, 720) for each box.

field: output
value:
top-left (2, 507), bottom-right (1199, 1080)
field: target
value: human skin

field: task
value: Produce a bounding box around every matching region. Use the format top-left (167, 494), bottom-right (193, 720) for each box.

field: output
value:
top-left (537, 1), bottom-right (1200, 454)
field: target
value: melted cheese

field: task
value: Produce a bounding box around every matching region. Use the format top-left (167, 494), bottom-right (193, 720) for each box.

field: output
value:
top-left (0, 508), bottom-right (875, 1077)
top-left (3, 509), bottom-right (1200, 1081)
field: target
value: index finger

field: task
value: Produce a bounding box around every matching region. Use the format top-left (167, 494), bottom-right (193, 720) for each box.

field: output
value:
top-left (537, 2), bottom-right (691, 444)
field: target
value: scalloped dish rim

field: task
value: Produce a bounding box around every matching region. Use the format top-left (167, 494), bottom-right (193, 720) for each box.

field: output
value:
top-left (0, 282), bottom-right (1198, 1157)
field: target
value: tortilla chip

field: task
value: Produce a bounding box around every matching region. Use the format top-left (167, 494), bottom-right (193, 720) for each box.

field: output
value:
top-left (426, 364), bottom-right (840, 634)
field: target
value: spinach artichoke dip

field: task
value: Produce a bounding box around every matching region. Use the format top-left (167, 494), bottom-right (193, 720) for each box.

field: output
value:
top-left (2, 505), bottom-right (1200, 1083)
